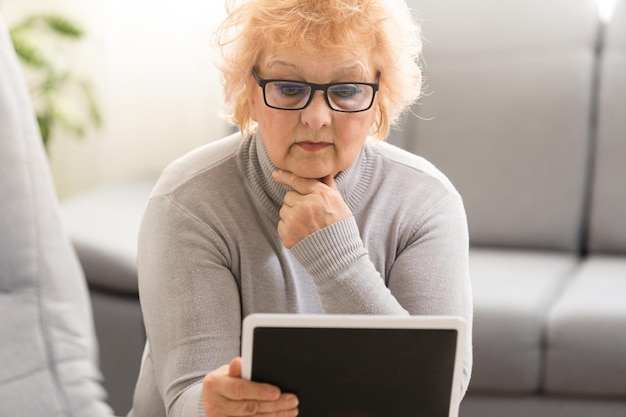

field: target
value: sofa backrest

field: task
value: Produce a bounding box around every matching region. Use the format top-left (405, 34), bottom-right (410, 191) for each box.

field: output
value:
top-left (394, 0), bottom-right (600, 252)
top-left (0, 15), bottom-right (113, 417)
top-left (587, 0), bottom-right (626, 254)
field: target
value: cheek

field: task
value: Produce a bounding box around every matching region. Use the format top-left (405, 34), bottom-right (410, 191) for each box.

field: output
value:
top-left (342, 114), bottom-right (376, 144)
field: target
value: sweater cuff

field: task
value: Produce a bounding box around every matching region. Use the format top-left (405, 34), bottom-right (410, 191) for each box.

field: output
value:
top-left (290, 217), bottom-right (367, 285)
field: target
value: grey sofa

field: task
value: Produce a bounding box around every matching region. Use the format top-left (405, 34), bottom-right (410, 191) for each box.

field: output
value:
top-left (0, 15), bottom-right (114, 417)
top-left (389, 0), bottom-right (626, 416)
top-left (60, 179), bottom-right (151, 415)
top-left (52, 0), bottom-right (626, 416)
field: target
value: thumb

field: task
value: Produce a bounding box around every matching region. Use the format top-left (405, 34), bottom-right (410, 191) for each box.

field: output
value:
top-left (228, 357), bottom-right (243, 378)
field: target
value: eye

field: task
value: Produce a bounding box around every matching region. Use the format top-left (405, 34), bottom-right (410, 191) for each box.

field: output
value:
top-left (275, 82), bottom-right (309, 97)
top-left (329, 84), bottom-right (363, 99)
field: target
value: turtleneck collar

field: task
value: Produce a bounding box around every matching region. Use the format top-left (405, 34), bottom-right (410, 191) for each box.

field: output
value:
top-left (241, 132), bottom-right (374, 219)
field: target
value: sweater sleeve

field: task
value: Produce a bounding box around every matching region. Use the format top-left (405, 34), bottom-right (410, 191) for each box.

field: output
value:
top-left (135, 193), bottom-right (242, 417)
top-left (390, 191), bottom-right (473, 397)
top-left (290, 216), bottom-right (408, 315)
top-left (290, 189), bottom-right (473, 398)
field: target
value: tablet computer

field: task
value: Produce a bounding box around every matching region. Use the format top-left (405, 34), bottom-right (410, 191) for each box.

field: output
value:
top-left (241, 313), bottom-right (466, 417)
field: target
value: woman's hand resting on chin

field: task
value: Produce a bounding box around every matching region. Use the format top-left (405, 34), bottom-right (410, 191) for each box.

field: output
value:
top-left (272, 169), bottom-right (353, 249)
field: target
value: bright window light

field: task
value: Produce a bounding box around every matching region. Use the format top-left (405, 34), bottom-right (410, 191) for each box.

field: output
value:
top-left (596, 0), bottom-right (618, 23)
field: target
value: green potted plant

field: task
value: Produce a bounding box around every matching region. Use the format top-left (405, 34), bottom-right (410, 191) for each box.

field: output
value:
top-left (9, 13), bottom-right (101, 151)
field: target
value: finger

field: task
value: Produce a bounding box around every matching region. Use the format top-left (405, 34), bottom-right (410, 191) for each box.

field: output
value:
top-left (226, 379), bottom-right (281, 402)
top-left (228, 357), bottom-right (242, 378)
top-left (210, 358), bottom-right (281, 402)
top-left (206, 388), bottom-right (280, 417)
top-left (282, 190), bottom-right (303, 208)
top-left (224, 397), bottom-right (297, 417)
top-left (203, 362), bottom-right (284, 417)
top-left (278, 205), bottom-right (289, 223)
top-left (228, 357), bottom-right (283, 402)
top-left (272, 170), bottom-right (323, 194)
top-left (256, 393), bottom-right (299, 414)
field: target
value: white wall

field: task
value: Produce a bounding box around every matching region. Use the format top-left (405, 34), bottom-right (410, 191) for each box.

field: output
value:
top-left (2, 0), bottom-right (229, 197)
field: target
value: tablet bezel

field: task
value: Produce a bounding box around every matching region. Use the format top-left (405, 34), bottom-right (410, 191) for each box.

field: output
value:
top-left (241, 313), bottom-right (466, 417)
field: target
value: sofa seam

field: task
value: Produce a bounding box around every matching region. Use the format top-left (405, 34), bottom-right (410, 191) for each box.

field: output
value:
top-left (578, 11), bottom-right (607, 258)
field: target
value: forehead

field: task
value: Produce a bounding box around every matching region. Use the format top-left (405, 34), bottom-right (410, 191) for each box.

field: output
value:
top-left (259, 49), bottom-right (374, 80)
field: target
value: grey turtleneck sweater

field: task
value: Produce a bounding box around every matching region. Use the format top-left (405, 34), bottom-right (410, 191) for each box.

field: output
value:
top-left (128, 132), bottom-right (472, 417)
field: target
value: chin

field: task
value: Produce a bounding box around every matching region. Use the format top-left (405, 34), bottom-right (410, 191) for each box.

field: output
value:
top-left (296, 172), bottom-right (330, 180)
top-left (292, 167), bottom-right (335, 179)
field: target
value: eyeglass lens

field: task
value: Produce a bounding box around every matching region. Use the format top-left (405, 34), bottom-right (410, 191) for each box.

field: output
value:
top-left (265, 81), bottom-right (375, 112)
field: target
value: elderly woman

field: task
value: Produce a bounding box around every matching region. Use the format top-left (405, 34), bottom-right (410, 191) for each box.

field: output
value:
top-left (128, 0), bottom-right (472, 416)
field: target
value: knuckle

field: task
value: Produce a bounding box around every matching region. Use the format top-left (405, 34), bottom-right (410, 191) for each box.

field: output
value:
top-left (231, 378), bottom-right (247, 400)
top-left (202, 374), bottom-right (218, 394)
top-left (240, 400), bottom-right (259, 414)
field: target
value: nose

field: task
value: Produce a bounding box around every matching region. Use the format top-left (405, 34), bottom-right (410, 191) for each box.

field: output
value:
top-left (300, 90), bottom-right (332, 131)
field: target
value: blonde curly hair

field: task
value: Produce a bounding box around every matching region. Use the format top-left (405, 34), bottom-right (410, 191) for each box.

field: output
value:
top-left (215, 0), bottom-right (422, 140)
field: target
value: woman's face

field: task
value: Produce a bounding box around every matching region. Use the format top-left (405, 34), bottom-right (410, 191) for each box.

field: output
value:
top-left (249, 49), bottom-right (379, 179)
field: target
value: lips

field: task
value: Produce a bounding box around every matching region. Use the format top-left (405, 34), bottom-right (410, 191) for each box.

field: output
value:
top-left (296, 141), bottom-right (331, 152)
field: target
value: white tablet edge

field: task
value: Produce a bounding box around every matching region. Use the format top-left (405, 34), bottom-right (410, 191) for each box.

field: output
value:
top-left (240, 313), bottom-right (466, 417)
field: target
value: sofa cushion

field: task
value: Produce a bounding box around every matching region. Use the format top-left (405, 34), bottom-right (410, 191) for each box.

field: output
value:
top-left (468, 249), bottom-right (578, 393)
top-left (0, 15), bottom-right (112, 416)
top-left (60, 179), bottom-right (155, 294)
top-left (588, 0), bottom-right (626, 254)
top-left (90, 291), bottom-right (145, 414)
top-left (545, 256), bottom-right (626, 396)
top-left (400, 0), bottom-right (599, 251)
top-left (460, 394), bottom-right (626, 417)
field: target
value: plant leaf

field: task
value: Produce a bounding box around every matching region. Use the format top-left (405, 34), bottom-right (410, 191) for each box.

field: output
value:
top-left (9, 32), bottom-right (51, 69)
top-left (42, 15), bottom-right (84, 38)
top-left (79, 81), bottom-right (102, 127)
top-left (36, 114), bottom-right (52, 149)
top-left (9, 13), bottom-right (99, 152)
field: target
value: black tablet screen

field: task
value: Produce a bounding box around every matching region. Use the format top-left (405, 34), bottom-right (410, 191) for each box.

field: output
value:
top-left (251, 327), bottom-right (458, 417)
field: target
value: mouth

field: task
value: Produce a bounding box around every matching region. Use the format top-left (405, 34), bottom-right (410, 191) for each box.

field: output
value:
top-left (295, 141), bottom-right (332, 152)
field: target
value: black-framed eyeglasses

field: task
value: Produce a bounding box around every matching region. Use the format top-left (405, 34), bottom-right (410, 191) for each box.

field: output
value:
top-left (251, 67), bottom-right (380, 113)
